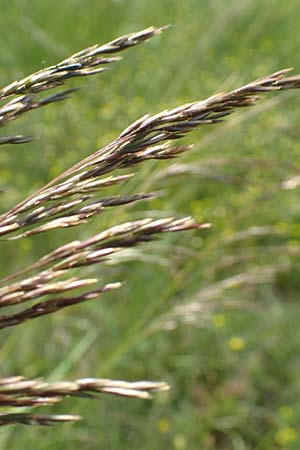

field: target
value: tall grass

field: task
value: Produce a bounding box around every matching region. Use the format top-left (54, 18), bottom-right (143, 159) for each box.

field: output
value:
top-left (1, 23), bottom-right (300, 431)
top-left (1, 2), bottom-right (300, 448)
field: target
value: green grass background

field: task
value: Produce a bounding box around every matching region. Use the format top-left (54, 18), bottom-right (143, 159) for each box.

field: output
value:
top-left (1, 0), bottom-right (300, 448)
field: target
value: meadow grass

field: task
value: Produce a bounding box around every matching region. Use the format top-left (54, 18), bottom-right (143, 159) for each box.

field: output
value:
top-left (1, 1), bottom-right (300, 449)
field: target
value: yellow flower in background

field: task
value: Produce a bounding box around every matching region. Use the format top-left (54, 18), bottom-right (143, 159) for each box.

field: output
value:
top-left (275, 427), bottom-right (298, 446)
top-left (173, 434), bottom-right (187, 450)
top-left (213, 314), bottom-right (226, 329)
top-left (228, 336), bottom-right (246, 351)
top-left (158, 418), bottom-right (170, 434)
top-left (279, 405), bottom-right (294, 420)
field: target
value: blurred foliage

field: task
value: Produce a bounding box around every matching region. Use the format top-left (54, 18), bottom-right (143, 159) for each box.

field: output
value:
top-left (1, 0), bottom-right (300, 449)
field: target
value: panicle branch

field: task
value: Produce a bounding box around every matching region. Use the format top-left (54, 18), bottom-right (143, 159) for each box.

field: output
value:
top-left (0, 217), bottom-right (210, 329)
top-left (0, 26), bottom-right (165, 144)
top-left (0, 376), bottom-right (170, 426)
top-left (0, 26), bottom-right (167, 101)
top-left (1, 69), bottom-right (300, 239)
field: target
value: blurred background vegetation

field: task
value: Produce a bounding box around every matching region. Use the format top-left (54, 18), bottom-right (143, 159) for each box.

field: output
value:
top-left (1, 0), bottom-right (300, 448)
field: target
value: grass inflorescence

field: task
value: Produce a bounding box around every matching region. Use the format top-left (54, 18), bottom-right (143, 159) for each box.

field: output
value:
top-left (1, 24), bottom-right (300, 429)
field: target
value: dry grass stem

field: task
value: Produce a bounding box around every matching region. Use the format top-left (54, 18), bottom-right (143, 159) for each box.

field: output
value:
top-left (0, 217), bottom-right (210, 328)
top-left (1, 69), bottom-right (300, 239)
top-left (161, 263), bottom-right (291, 330)
top-left (0, 376), bottom-right (169, 425)
top-left (0, 413), bottom-right (82, 426)
top-left (0, 26), bottom-right (166, 101)
top-left (0, 26), bottom-right (165, 143)
top-left (0, 88), bottom-right (77, 130)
